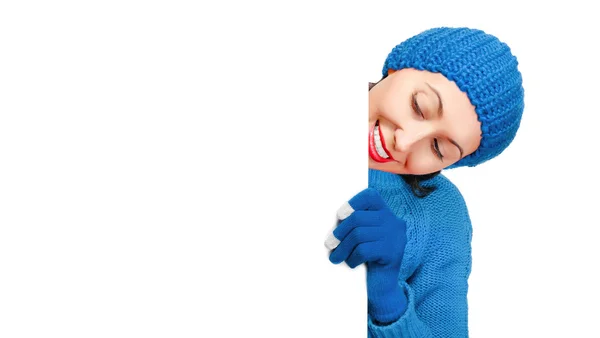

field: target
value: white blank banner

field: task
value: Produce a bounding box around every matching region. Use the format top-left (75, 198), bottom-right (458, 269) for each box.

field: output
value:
top-left (0, 1), bottom-right (369, 337)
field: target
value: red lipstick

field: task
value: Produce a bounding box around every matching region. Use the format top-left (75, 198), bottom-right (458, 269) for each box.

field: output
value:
top-left (369, 120), bottom-right (394, 163)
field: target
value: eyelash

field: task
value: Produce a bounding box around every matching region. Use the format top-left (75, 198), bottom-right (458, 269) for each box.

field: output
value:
top-left (411, 93), bottom-right (424, 119)
top-left (431, 139), bottom-right (443, 161)
top-left (412, 93), bottom-right (444, 161)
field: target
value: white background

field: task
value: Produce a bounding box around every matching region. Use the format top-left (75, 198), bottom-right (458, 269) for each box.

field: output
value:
top-left (1, 1), bottom-right (599, 337)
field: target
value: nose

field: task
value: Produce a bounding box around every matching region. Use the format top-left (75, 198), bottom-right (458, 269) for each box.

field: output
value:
top-left (393, 125), bottom-right (434, 153)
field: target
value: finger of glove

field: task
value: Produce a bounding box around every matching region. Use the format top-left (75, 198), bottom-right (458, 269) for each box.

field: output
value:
top-left (336, 201), bottom-right (355, 221)
top-left (333, 210), bottom-right (382, 244)
top-left (324, 222), bottom-right (341, 250)
top-left (329, 226), bottom-right (381, 264)
top-left (324, 200), bottom-right (357, 250)
top-left (346, 241), bottom-right (380, 269)
top-left (348, 188), bottom-right (386, 211)
top-left (326, 189), bottom-right (384, 251)
top-left (325, 206), bottom-right (353, 251)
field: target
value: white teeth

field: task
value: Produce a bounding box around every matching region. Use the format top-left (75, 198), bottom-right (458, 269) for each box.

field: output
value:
top-left (373, 125), bottom-right (389, 159)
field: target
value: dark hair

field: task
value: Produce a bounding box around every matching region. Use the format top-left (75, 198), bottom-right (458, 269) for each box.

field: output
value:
top-left (401, 171), bottom-right (440, 198)
top-left (369, 77), bottom-right (439, 198)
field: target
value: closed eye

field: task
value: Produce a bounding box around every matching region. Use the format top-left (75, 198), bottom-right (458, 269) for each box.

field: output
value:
top-left (431, 139), bottom-right (443, 160)
top-left (411, 93), bottom-right (424, 119)
top-left (413, 93), bottom-right (443, 160)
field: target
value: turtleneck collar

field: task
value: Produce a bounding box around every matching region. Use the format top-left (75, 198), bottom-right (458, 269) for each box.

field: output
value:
top-left (368, 169), bottom-right (408, 190)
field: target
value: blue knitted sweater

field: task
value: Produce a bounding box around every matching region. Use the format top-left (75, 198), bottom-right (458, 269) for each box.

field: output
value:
top-left (367, 169), bottom-right (473, 338)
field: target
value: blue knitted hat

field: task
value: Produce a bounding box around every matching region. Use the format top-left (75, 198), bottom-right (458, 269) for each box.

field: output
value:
top-left (382, 27), bottom-right (525, 168)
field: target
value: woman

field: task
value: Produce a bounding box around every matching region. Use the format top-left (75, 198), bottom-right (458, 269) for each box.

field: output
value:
top-left (325, 27), bottom-right (524, 337)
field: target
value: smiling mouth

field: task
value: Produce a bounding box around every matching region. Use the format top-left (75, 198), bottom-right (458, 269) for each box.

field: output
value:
top-left (369, 120), bottom-right (394, 163)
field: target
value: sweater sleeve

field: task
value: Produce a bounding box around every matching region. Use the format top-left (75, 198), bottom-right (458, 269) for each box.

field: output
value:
top-left (367, 184), bottom-right (473, 338)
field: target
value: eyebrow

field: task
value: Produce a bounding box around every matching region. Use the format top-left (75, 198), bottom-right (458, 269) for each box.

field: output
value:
top-left (426, 82), bottom-right (464, 159)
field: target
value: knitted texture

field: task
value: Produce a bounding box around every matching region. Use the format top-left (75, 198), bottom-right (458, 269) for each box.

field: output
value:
top-left (382, 27), bottom-right (525, 168)
top-left (366, 169), bottom-right (472, 338)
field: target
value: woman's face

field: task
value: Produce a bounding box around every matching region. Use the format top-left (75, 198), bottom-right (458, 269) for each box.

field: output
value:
top-left (369, 68), bottom-right (482, 175)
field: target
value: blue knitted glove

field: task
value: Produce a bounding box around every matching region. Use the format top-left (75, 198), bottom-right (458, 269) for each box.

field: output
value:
top-left (328, 188), bottom-right (408, 324)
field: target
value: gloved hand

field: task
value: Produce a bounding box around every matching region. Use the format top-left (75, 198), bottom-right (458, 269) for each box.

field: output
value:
top-left (326, 188), bottom-right (408, 324)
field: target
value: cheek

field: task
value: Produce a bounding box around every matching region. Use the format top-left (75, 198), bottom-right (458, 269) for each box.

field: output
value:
top-left (378, 94), bottom-right (410, 123)
top-left (447, 117), bottom-right (482, 156)
top-left (405, 143), bottom-right (443, 174)
top-left (468, 122), bottom-right (483, 153)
